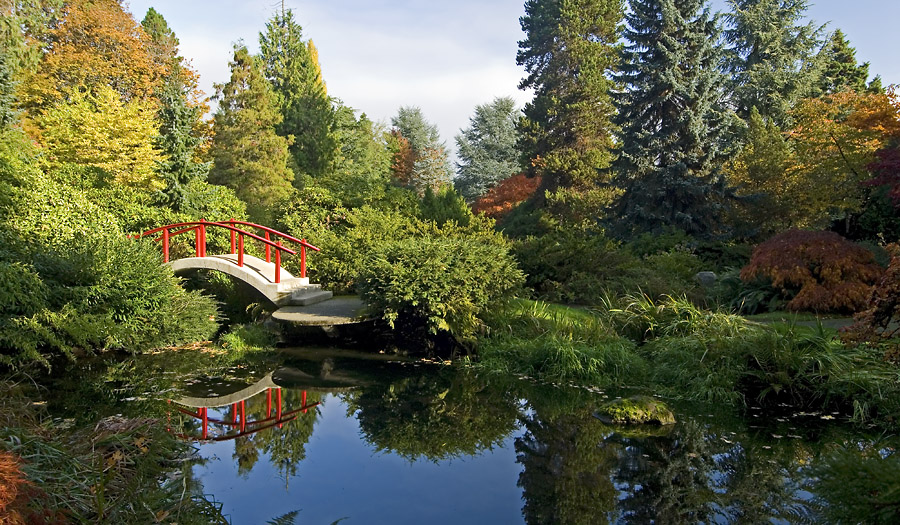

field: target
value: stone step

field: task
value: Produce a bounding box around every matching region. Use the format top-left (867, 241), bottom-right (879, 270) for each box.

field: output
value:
top-left (289, 287), bottom-right (333, 306)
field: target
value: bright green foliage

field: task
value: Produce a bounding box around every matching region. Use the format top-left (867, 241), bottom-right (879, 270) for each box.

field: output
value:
top-left (819, 29), bottom-right (871, 95)
top-left (276, 192), bottom-right (425, 293)
top-left (454, 96), bottom-right (522, 200)
top-left (419, 186), bottom-right (473, 228)
top-left (321, 104), bottom-right (392, 207)
top-left (259, 9), bottom-right (336, 180)
top-left (724, 0), bottom-right (824, 126)
top-left (390, 106), bottom-right (452, 193)
top-left (141, 8), bottom-right (210, 211)
top-left (357, 233), bottom-right (524, 340)
top-left (516, 0), bottom-right (623, 195)
top-left (724, 107), bottom-right (796, 236)
top-left (612, 0), bottom-right (733, 238)
top-left (209, 45), bottom-right (294, 222)
top-left (37, 85), bottom-right (165, 190)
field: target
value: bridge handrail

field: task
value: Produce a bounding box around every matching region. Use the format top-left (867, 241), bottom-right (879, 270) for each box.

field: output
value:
top-left (134, 220), bottom-right (320, 283)
top-left (136, 221), bottom-right (298, 255)
top-left (218, 219), bottom-right (320, 252)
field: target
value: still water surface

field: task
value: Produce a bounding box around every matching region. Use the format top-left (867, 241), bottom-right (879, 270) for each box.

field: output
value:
top-left (49, 347), bottom-right (892, 524)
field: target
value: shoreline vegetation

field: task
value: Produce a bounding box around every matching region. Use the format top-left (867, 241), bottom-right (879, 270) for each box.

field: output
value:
top-left (2, 0), bottom-right (900, 522)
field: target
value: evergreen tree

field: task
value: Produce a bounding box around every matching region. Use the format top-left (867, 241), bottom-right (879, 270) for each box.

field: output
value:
top-left (612, 0), bottom-right (732, 238)
top-left (516, 0), bottom-right (623, 196)
top-left (259, 9), bottom-right (337, 181)
top-left (141, 8), bottom-right (209, 210)
top-left (0, 49), bottom-right (16, 129)
top-left (454, 96), bottom-right (522, 201)
top-left (819, 29), bottom-right (870, 95)
top-left (324, 103), bottom-right (393, 207)
top-left (208, 45), bottom-right (294, 222)
top-left (390, 106), bottom-right (452, 194)
top-left (724, 0), bottom-right (824, 126)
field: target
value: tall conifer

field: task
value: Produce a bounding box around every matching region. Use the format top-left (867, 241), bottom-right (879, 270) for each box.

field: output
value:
top-left (612, 0), bottom-right (732, 238)
top-left (819, 30), bottom-right (873, 95)
top-left (259, 10), bottom-right (336, 181)
top-left (516, 0), bottom-right (623, 197)
top-left (208, 45), bottom-right (294, 222)
top-left (724, 0), bottom-right (823, 126)
top-left (141, 8), bottom-right (209, 210)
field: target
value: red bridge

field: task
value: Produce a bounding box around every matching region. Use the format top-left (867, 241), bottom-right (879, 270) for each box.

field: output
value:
top-left (134, 220), bottom-right (332, 306)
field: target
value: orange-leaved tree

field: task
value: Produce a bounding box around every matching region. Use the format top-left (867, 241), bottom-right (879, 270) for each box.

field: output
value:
top-left (472, 174), bottom-right (542, 220)
top-left (19, 0), bottom-right (165, 118)
top-left (842, 244), bottom-right (900, 354)
top-left (741, 230), bottom-right (883, 313)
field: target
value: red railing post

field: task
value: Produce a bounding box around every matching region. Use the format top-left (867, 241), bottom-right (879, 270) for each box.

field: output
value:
top-left (201, 407), bottom-right (208, 440)
top-left (265, 232), bottom-right (271, 263)
top-left (237, 234), bottom-right (244, 267)
top-left (275, 241), bottom-right (282, 284)
top-left (162, 228), bottom-right (170, 263)
top-left (301, 239), bottom-right (307, 279)
top-left (276, 388), bottom-right (282, 428)
top-left (199, 219), bottom-right (206, 257)
top-left (230, 218), bottom-right (236, 254)
top-left (302, 390), bottom-right (307, 413)
top-left (266, 388), bottom-right (272, 418)
top-left (240, 400), bottom-right (246, 433)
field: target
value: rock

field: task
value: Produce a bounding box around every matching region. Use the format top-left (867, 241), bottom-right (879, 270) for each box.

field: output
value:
top-left (594, 396), bottom-right (676, 425)
top-left (694, 271), bottom-right (717, 288)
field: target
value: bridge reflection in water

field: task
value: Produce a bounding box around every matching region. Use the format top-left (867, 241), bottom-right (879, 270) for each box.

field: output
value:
top-left (167, 372), bottom-right (320, 442)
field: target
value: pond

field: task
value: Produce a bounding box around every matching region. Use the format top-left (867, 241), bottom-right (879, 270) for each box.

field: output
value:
top-left (44, 346), bottom-right (894, 524)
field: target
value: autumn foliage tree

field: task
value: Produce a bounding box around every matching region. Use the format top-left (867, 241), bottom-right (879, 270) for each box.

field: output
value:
top-left (472, 174), bottom-right (542, 220)
top-left (842, 244), bottom-right (900, 356)
top-left (20, 0), bottom-right (164, 116)
top-left (740, 230), bottom-right (883, 313)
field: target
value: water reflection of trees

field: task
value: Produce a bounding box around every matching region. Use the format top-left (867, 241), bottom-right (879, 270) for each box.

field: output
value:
top-left (225, 389), bottom-right (322, 479)
top-left (515, 387), bottom-right (831, 524)
top-left (345, 367), bottom-right (520, 461)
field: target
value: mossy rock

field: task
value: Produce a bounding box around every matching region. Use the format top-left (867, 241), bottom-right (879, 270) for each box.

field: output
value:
top-left (594, 396), bottom-right (676, 425)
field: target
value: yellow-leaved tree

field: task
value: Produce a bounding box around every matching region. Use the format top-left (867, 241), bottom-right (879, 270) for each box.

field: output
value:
top-left (38, 85), bottom-right (165, 190)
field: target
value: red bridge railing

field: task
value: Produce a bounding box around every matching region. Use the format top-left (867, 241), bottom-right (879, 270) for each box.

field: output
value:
top-left (133, 220), bottom-right (320, 284)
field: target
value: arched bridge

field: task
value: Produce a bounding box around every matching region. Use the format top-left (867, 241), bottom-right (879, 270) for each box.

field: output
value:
top-left (134, 220), bottom-right (332, 307)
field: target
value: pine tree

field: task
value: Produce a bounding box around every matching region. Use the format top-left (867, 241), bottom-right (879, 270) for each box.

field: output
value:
top-left (141, 8), bottom-right (209, 210)
top-left (724, 0), bottom-right (824, 126)
top-left (612, 0), bottom-right (733, 238)
top-left (819, 29), bottom-right (870, 95)
top-left (516, 0), bottom-right (623, 195)
top-left (259, 9), bottom-right (337, 181)
top-left (208, 45), bottom-right (294, 222)
top-left (390, 106), bottom-right (452, 194)
top-left (454, 96), bottom-right (522, 201)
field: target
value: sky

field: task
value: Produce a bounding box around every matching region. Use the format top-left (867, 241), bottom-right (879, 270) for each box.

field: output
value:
top-left (123, 0), bottom-right (900, 156)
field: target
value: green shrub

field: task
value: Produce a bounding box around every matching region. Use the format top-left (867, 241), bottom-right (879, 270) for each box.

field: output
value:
top-left (419, 186), bottom-right (473, 227)
top-left (514, 228), bottom-right (703, 304)
top-left (357, 234), bottom-right (524, 340)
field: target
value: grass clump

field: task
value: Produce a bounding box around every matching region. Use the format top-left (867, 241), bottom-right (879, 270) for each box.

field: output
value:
top-left (476, 299), bottom-right (646, 386)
